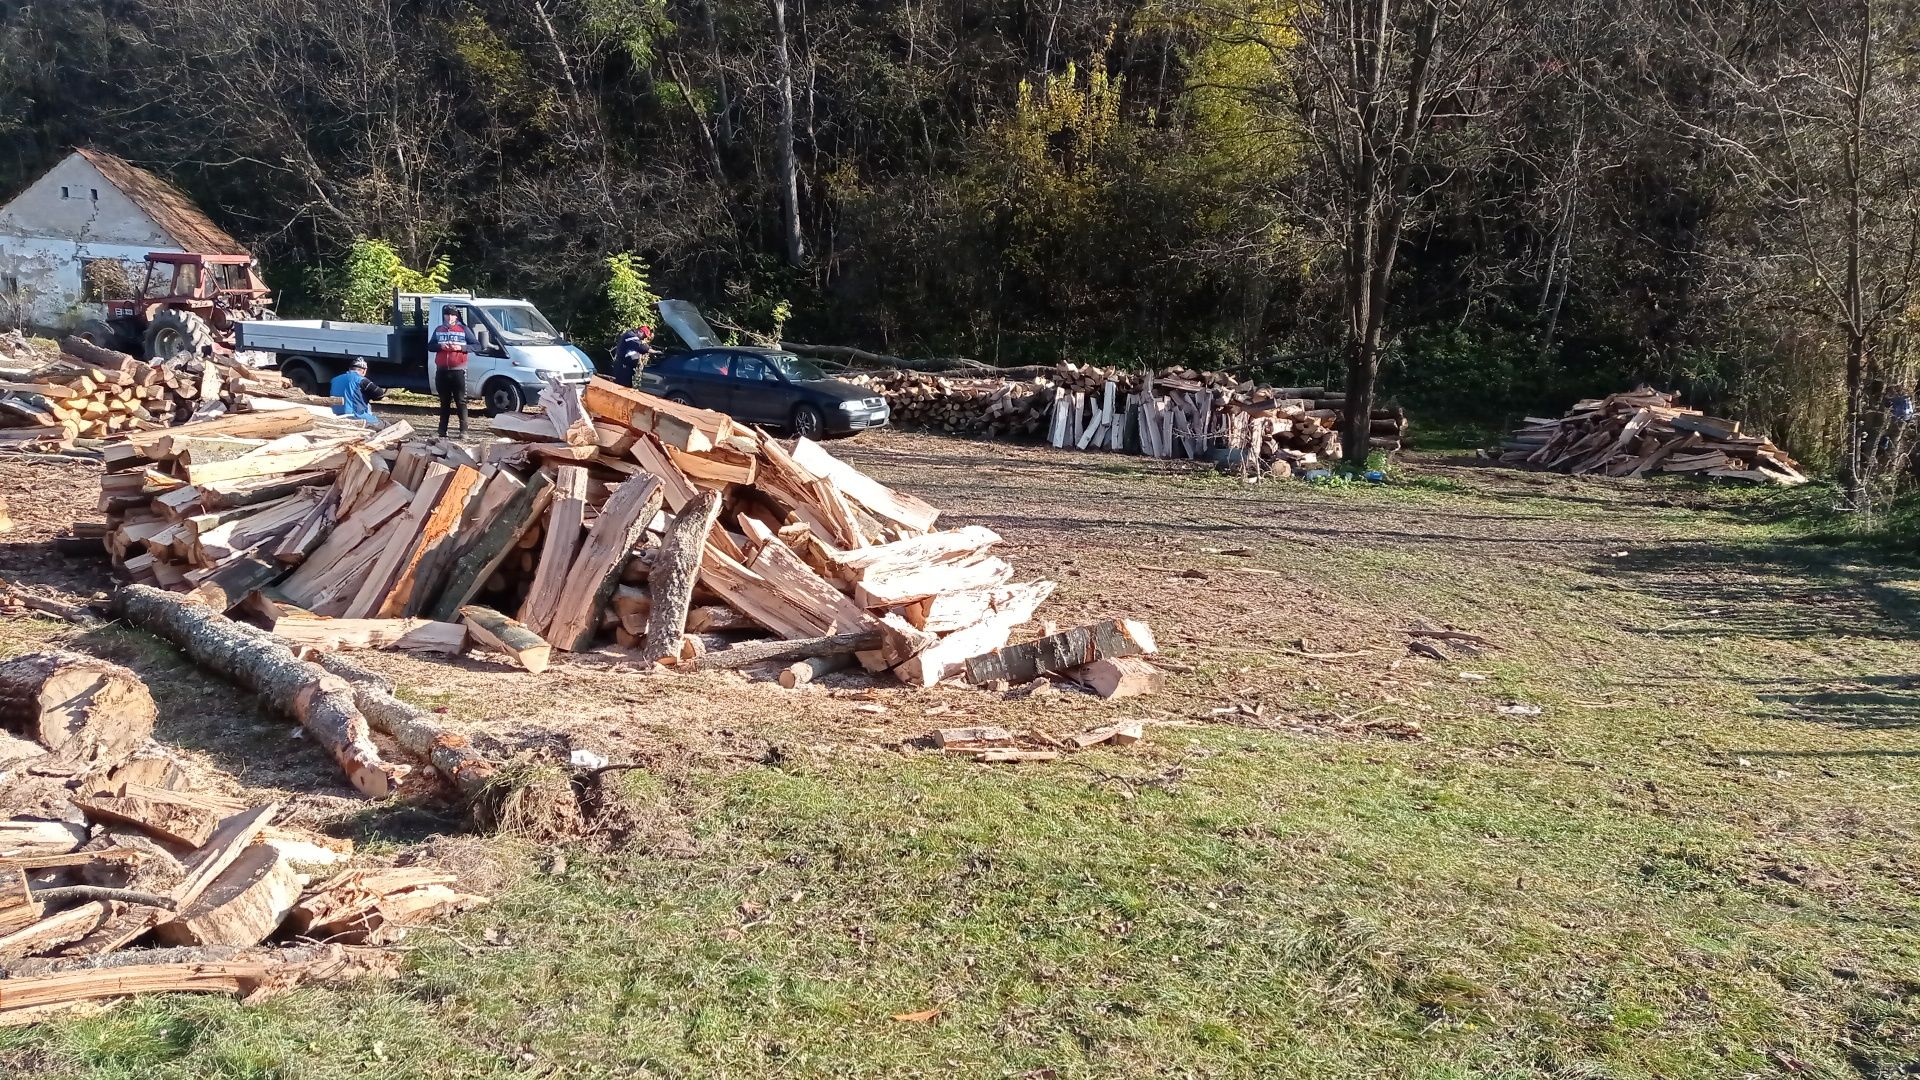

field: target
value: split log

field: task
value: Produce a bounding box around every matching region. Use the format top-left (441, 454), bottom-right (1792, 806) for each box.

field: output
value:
top-left (689, 631), bottom-right (882, 672)
top-left (0, 651), bottom-right (155, 766)
top-left (284, 867), bottom-right (486, 945)
top-left (424, 468), bottom-right (552, 620)
top-left (1073, 656), bottom-right (1164, 699)
top-left (111, 586), bottom-right (407, 797)
top-left (458, 605), bottom-right (550, 674)
top-left (516, 465), bottom-right (588, 636)
top-left (153, 845), bottom-right (300, 947)
top-left (0, 944), bottom-right (400, 1024)
top-left (546, 475), bottom-right (664, 651)
top-left (638, 490), bottom-right (724, 665)
top-left (894, 581), bottom-right (1056, 687)
top-left (685, 604), bottom-right (753, 633)
top-left (269, 617), bottom-right (468, 654)
top-left (964, 618), bottom-right (1157, 686)
top-left (0, 821), bottom-right (88, 859)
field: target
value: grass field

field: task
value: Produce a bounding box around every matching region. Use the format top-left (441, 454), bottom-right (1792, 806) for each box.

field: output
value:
top-left (2, 434), bottom-right (1916, 1079)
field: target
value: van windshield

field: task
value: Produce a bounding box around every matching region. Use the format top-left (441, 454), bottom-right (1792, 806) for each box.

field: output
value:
top-left (480, 304), bottom-right (560, 344)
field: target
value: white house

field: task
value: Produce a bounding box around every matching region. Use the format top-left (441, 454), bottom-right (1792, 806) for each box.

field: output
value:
top-left (0, 148), bottom-right (247, 331)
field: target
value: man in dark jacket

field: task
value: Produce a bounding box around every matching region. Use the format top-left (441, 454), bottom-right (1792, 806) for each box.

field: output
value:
top-left (431, 307), bottom-right (477, 438)
top-left (611, 324), bottom-right (653, 387)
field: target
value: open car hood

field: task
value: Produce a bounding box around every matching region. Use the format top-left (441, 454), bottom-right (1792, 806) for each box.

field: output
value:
top-left (657, 299), bottom-right (722, 349)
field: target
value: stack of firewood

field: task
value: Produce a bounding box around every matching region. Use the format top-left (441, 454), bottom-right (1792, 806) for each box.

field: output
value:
top-left (86, 376), bottom-right (1158, 699)
top-left (1500, 387), bottom-right (1808, 484)
top-left (0, 649), bottom-right (481, 1022)
top-left (848, 363), bottom-right (1408, 468)
top-left (0, 335), bottom-right (333, 449)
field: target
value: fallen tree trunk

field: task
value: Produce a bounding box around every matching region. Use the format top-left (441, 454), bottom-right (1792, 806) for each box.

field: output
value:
top-left (637, 490), bottom-right (723, 665)
top-left (313, 654), bottom-right (499, 799)
top-left (110, 586), bottom-right (407, 797)
top-left (458, 605), bottom-right (550, 674)
top-left (0, 650), bottom-right (155, 766)
top-left (778, 340), bottom-right (986, 372)
top-left (689, 630), bottom-right (881, 672)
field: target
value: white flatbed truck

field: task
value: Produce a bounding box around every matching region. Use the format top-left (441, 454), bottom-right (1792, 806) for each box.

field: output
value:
top-left (234, 293), bottom-right (595, 414)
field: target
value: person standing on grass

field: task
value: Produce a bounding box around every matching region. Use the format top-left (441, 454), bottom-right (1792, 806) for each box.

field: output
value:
top-left (612, 324), bottom-right (653, 387)
top-left (431, 306), bottom-right (476, 438)
top-left (329, 358), bottom-right (386, 427)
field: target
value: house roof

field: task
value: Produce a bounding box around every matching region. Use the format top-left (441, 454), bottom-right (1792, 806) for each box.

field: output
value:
top-left (73, 148), bottom-right (248, 257)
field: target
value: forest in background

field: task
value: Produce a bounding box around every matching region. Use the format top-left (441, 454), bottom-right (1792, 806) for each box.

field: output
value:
top-left (0, 0), bottom-right (1915, 500)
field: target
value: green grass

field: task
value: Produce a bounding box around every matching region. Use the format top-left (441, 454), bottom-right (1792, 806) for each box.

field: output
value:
top-left (5, 459), bottom-right (1920, 1078)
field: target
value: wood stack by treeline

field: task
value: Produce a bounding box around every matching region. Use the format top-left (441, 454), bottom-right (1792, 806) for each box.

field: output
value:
top-left (0, 335), bottom-right (334, 449)
top-left (0, 650), bottom-right (482, 1023)
top-left (1499, 387), bottom-right (1808, 485)
top-left (86, 376), bottom-right (1150, 690)
top-left (846, 363), bottom-right (1408, 468)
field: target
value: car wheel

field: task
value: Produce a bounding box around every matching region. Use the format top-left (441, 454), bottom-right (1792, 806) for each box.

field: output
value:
top-left (484, 378), bottom-right (526, 416)
top-left (791, 403), bottom-right (826, 441)
top-left (665, 391), bottom-right (694, 406)
top-left (281, 358), bottom-right (323, 395)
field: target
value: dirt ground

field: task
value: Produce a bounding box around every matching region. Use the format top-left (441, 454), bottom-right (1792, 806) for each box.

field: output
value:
top-left (0, 428), bottom-right (1763, 804)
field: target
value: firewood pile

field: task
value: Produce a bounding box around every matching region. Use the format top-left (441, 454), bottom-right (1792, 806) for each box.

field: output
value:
top-left (1499, 387), bottom-right (1808, 485)
top-left (846, 363), bottom-right (1408, 471)
top-left (86, 376), bottom-right (1161, 695)
top-left (0, 649), bottom-right (480, 1024)
top-left (0, 333), bottom-right (333, 450)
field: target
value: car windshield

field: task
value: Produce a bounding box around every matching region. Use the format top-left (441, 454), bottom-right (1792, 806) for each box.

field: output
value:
top-left (480, 304), bottom-right (560, 343)
top-left (767, 353), bottom-right (829, 382)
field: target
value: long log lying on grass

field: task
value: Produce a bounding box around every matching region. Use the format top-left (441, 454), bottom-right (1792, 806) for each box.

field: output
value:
top-left (111, 585), bottom-right (408, 797)
top-left (311, 654), bottom-right (499, 798)
top-left (963, 618), bottom-right (1157, 686)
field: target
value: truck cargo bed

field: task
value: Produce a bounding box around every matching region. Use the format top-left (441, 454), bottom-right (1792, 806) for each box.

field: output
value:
top-left (235, 320), bottom-right (396, 360)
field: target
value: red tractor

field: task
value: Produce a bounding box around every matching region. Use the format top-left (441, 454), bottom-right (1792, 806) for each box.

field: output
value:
top-left (79, 251), bottom-right (273, 364)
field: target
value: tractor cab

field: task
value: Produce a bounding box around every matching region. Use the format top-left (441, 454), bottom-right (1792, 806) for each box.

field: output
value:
top-left (86, 252), bottom-right (273, 364)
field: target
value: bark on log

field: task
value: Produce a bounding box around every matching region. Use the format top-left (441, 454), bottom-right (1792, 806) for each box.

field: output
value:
top-left (689, 631), bottom-right (881, 672)
top-left (0, 650), bottom-right (155, 766)
top-left (963, 618), bottom-right (1157, 686)
top-left (110, 586), bottom-right (407, 797)
top-left (778, 653), bottom-right (851, 688)
top-left (28, 886), bottom-right (175, 911)
top-left (0, 944), bottom-right (400, 1023)
top-left (637, 490), bottom-right (723, 665)
top-left (315, 654), bottom-right (499, 798)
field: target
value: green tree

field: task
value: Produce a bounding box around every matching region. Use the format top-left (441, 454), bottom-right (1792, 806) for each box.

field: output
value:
top-left (320, 239), bottom-right (452, 323)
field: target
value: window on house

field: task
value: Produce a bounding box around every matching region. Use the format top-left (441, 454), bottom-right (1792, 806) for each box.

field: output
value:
top-left (81, 258), bottom-right (132, 302)
top-left (60, 186), bottom-right (70, 199)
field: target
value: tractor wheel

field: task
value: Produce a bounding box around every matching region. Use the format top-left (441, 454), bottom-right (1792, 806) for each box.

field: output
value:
top-left (75, 319), bottom-right (126, 353)
top-left (143, 309), bottom-right (216, 366)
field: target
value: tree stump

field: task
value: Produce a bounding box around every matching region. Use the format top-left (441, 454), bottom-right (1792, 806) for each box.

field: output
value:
top-left (0, 651), bottom-right (155, 765)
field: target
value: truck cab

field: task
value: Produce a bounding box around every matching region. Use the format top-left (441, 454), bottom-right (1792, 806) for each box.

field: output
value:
top-left (235, 292), bottom-right (595, 414)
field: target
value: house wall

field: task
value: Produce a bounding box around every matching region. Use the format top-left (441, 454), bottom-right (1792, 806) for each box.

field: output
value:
top-left (0, 154), bottom-right (181, 330)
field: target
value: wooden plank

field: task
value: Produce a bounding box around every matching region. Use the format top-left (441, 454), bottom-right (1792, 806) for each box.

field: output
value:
top-left (182, 440), bottom-right (353, 485)
top-left (746, 538), bottom-right (877, 635)
top-left (627, 433), bottom-right (700, 512)
top-left (964, 618), bottom-right (1156, 685)
top-left (546, 475), bottom-right (664, 651)
top-left (342, 464), bottom-right (453, 619)
top-left (269, 617), bottom-right (469, 654)
top-left (818, 525), bottom-right (1001, 581)
top-left (697, 544), bottom-right (826, 639)
top-left (516, 465), bottom-right (589, 636)
top-left (665, 444), bottom-right (757, 488)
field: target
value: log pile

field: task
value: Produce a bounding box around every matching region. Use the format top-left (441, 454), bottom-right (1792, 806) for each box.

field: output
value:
top-left (1499, 387), bottom-right (1808, 485)
top-left (846, 363), bottom-right (1408, 470)
top-left (0, 654), bottom-right (481, 1025)
top-left (86, 376), bottom-right (1157, 695)
top-left (0, 335), bottom-right (334, 450)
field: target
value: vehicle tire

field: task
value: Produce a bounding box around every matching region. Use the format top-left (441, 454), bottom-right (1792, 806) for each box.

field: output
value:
top-left (484, 378), bottom-right (525, 416)
top-left (790, 403), bottom-right (826, 441)
top-left (281, 358), bottom-right (324, 395)
top-left (143, 308), bottom-right (216, 366)
top-left (75, 318), bottom-right (126, 353)
top-left (665, 391), bottom-right (694, 406)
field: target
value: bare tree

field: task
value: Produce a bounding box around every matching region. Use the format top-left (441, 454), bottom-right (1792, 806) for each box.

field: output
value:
top-left (1289, 0), bottom-right (1517, 465)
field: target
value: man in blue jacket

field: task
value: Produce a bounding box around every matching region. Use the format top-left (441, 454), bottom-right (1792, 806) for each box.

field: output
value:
top-left (611, 324), bottom-right (653, 387)
top-left (330, 358), bottom-right (385, 427)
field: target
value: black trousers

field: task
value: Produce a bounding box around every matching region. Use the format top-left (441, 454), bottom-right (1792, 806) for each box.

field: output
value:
top-left (436, 365), bottom-right (468, 437)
